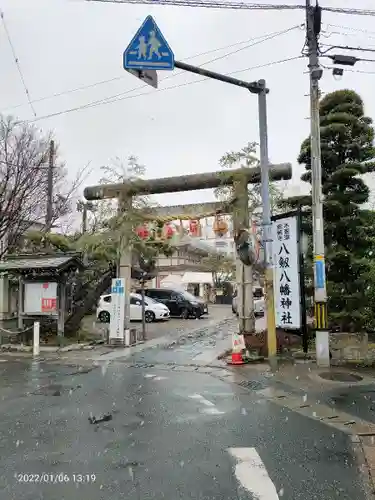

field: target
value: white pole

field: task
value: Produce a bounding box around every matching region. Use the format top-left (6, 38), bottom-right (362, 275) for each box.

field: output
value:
top-left (124, 329), bottom-right (130, 346)
top-left (33, 321), bottom-right (40, 357)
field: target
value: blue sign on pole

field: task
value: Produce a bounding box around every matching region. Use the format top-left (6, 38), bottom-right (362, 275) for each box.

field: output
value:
top-left (112, 279), bottom-right (125, 295)
top-left (123, 15), bottom-right (174, 71)
top-left (315, 258), bottom-right (325, 289)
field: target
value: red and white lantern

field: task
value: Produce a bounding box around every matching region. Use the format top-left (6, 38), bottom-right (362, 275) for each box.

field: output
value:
top-left (189, 219), bottom-right (200, 236)
top-left (136, 224), bottom-right (149, 239)
top-left (164, 223), bottom-right (174, 239)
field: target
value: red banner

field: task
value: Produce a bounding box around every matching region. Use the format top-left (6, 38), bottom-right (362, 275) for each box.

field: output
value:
top-left (41, 298), bottom-right (57, 313)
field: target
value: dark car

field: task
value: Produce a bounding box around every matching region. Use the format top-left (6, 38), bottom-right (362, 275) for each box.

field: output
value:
top-left (136, 288), bottom-right (208, 319)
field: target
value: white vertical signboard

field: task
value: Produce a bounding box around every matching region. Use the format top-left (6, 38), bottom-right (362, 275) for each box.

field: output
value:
top-left (109, 278), bottom-right (125, 341)
top-left (272, 216), bottom-right (301, 329)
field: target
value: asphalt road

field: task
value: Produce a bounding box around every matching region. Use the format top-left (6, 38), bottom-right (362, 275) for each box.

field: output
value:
top-left (82, 304), bottom-right (233, 342)
top-left (0, 333), bottom-right (367, 499)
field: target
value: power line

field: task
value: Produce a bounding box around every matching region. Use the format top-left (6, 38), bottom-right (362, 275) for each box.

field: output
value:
top-left (8, 25), bottom-right (299, 120)
top-left (25, 29), bottom-right (301, 121)
top-left (84, 0), bottom-right (375, 16)
top-left (320, 43), bottom-right (375, 55)
top-left (1, 25), bottom-right (300, 115)
top-left (0, 32), bottom-right (275, 113)
top-left (321, 62), bottom-right (375, 75)
top-left (86, 0), bottom-right (306, 10)
top-left (326, 24), bottom-right (375, 36)
top-left (27, 55), bottom-right (303, 123)
top-left (321, 29), bottom-right (375, 46)
top-left (0, 11), bottom-right (37, 117)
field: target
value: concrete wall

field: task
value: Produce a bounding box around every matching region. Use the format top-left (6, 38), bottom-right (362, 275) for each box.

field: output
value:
top-left (330, 332), bottom-right (369, 362)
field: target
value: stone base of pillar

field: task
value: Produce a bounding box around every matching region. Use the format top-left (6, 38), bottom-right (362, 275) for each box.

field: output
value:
top-left (0, 276), bottom-right (10, 321)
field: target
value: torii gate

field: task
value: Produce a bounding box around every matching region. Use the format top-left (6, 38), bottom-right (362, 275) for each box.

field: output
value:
top-left (84, 163), bottom-right (291, 344)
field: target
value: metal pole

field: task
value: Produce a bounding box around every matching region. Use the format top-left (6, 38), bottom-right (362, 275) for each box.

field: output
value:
top-left (174, 60), bottom-right (263, 93)
top-left (46, 140), bottom-right (54, 231)
top-left (306, 0), bottom-right (330, 367)
top-left (141, 280), bottom-right (146, 341)
top-left (257, 81), bottom-right (277, 371)
top-left (82, 203), bottom-right (88, 234)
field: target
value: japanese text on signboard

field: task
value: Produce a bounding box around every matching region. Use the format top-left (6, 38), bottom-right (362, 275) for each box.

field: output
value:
top-left (273, 216), bottom-right (301, 329)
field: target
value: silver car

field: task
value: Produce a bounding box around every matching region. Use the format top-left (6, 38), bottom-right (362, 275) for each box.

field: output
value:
top-left (232, 288), bottom-right (265, 317)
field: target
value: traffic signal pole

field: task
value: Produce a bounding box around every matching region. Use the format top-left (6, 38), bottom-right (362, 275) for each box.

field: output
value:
top-left (258, 83), bottom-right (277, 370)
top-left (176, 61), bottom-right (277, 364)
top-left (85, 61), bottom-right (292, 366)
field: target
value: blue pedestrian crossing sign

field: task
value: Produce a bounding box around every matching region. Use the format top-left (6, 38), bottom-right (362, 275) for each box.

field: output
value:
top-left (123, 15), bottom-right (174, 71)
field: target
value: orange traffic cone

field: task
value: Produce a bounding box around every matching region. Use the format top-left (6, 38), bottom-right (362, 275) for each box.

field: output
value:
top-left (227, 350), bottom-right (246, 365)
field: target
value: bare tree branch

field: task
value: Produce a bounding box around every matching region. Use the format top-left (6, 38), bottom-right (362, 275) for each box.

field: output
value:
top-left (0, 115), bottom-right (90, 255)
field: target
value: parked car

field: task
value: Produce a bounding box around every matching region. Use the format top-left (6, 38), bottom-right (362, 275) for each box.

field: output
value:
top-left (96, 292), bottom-right (170, 323)
top-left (136, 288), bottom-right (208, 319)
top-left (232, 287), bottom-right (265, 316)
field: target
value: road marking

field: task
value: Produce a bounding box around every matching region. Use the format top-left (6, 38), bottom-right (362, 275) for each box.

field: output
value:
top-left (143, 374), bottom-right (168, 381)
top-left (228, 447), bottom-right (280, 499)
top-left (189, 393), bottom-right (204, 400)
top-left (202, 407), bottom-right (225, 415)
top-left (189, 393), bottom-right (214, 405)
top-left (189, 393), bottom-right (224, 415)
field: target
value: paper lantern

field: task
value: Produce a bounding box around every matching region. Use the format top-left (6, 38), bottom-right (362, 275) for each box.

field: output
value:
top-left (189, 220), bottom-right (200, 236)
top-left (164, 223), bottom-right (174, 239)
top-left (213, 216), bottom-right (228, 237)
top-left (136, 225), bottom-right (149, 239)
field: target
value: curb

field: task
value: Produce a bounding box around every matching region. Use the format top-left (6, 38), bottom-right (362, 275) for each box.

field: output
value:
top-left (0, 342), bottom-right (97, 354)
top-left (217, 348), bottom-right (232, 360)
top-left (353, 434), bottom-right (375, 498)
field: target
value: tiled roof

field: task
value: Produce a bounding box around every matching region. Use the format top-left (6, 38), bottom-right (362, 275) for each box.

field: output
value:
top-left (0, 255), bottom-right (81, 271)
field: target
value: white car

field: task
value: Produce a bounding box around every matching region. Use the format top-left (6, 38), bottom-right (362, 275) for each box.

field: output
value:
top-left (96, 292), bottom-right (170, 323)
top-left (254, 298), bottom-right (265, 316)
top-left (232, 294), bottom-right (265, 316)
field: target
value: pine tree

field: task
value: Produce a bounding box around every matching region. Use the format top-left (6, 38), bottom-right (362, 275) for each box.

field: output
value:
top-left (292, 89), bottom-right (375, 331)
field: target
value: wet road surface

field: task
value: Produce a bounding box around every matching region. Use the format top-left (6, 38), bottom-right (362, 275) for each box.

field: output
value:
top-left (0, 336), bottom-right (368, 500)
top-left (83, 304), bottom-right (234, 343)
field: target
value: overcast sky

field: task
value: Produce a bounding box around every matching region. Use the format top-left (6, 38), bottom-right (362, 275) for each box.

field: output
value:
top-left (0, 0), bottom-right (374, 209)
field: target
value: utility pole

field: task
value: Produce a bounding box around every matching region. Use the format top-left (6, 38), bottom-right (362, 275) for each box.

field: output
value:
top-left (77, 201), bottom-right (88, 234)
top-left (257, 80), bottom-right (277, 371)
top-left (306, 0), bottom-right (330, 367)
top-left (46, 140), bottom-right (54, 232)
top-left (77, 200), bottom-right (97, 234)
top-left (81, 204), bottom-right (88, 234)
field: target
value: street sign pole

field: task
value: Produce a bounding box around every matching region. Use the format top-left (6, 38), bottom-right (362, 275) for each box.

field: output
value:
top-left (122, 16), bottom-right (288, 369)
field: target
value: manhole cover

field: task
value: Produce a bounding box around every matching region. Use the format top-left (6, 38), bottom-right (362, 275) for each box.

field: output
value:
top-left (319, 372), bottom-right (363, 382)
top-left (238, 379), bottom-right (267, 391)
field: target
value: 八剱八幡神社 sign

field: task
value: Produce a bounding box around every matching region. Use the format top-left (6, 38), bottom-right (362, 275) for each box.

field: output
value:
top-left (272, 215), bottom-right (301, 330)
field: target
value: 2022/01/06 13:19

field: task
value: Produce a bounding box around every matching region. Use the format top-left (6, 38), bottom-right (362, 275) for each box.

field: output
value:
top-left (15, 473), bottom-right (97, 484)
